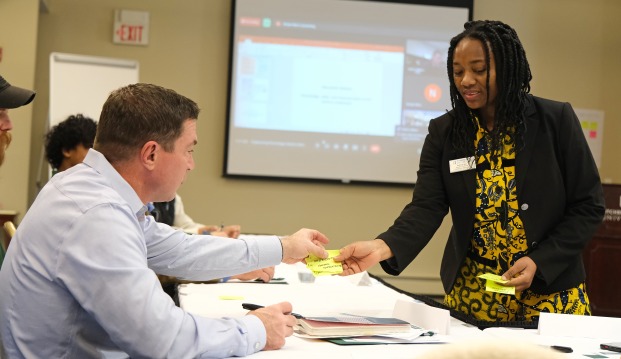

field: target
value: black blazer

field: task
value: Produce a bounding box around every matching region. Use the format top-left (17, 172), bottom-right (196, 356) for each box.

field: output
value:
top-left (379, 95), bottom-right (605, 295)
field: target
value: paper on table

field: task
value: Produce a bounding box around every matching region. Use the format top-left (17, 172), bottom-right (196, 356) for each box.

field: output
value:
top-left (348, 271), bottom-right (373, 286)
top-left (331, 331), bottom-right (446, 345)
top-left (296, 323), bottom-right (446, 345)
top-left (538, 312), bottom-right (621, 340)
top-left (392, 295), bottom-right (451, 335)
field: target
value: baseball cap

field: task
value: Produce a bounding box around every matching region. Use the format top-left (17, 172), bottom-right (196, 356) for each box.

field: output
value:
top-left (0, 75), bottom-right (36, 109)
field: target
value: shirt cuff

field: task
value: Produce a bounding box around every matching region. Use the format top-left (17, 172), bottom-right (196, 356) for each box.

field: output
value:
top-left (240, 313), bottom-right (267, 354)
top-left (247, 235), bottom-right (283, 268)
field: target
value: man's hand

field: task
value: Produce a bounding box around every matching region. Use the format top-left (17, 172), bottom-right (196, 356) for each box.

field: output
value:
top-left (198, 224), bottom-right (241, 238)
top-left (333, 239), bottom-right (393, 275)
top-left (231, 266), bottom-right (276, 282)
top-left (221, 225), bottom-right (241, 238)
top-left (246, 302), bottom-right (297, 351)
top-left (501, 256), bottom-right (537, 291)
top-left (279, 228), bottom-right (329, 264)
top-left (206, 230), bottom-right (228, 237)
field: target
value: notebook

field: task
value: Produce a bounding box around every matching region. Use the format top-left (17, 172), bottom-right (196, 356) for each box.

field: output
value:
top-left (296, 316), bottom-right (412, 337)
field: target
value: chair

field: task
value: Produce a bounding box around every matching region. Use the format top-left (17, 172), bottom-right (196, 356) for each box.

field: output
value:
top-left (2, 221), bottom-right (16, 252)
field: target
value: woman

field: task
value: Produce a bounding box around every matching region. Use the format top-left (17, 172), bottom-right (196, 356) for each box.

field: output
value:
top-left (335, 20), bottom-right (605, 322)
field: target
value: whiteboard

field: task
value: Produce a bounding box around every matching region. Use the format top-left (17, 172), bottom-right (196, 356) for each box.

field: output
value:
top-left (575, 108), bottom-right (604, 169)
top-left (49, 52), bottom-right (139, 127)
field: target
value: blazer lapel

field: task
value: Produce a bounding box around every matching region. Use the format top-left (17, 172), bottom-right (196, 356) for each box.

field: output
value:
top-left (515, 95), bottom-right (539, 198)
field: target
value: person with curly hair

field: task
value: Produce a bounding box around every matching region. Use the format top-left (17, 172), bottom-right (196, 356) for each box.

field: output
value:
top-left (44, 114), bottom-right (97, 173)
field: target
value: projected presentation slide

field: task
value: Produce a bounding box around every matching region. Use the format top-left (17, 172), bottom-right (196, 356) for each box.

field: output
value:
top-left (226, 0), bottom-right (470, 184)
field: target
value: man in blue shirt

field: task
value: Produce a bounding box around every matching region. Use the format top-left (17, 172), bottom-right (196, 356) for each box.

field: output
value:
top-left (0, 83), bottom-right (329, 358)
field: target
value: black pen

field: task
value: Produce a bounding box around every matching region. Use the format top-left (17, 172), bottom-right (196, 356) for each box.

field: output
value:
top-left (550, 345), bottom-right (573, 353)
top-left (241, 303), bottom-right (304, 319)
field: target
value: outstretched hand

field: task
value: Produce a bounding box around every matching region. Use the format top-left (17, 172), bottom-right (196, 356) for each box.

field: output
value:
top-left (501, 256), bottom-right (537, 291)
top-left (333, 239), bottom-right (392, 276)
top-left (280, 228), bottom-right (329, 264)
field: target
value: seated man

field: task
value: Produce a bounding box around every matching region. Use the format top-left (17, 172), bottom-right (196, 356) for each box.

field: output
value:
top-left (45, 116), bottom-right (275, 289)
top-left (0, 74), bottom-right (35, 167)
top-left (0, 83), bottom-right (329, 358)
top-left (0, 74), bottom-right (35, 265)
top-left (44, 113), bottom-right (97, 173)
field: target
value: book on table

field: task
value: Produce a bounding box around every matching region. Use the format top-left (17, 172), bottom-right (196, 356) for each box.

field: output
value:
top-left (295, 316), bottom-right (412, 337)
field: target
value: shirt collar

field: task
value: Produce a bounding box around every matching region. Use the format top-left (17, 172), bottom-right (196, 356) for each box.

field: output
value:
top-left (82, 149), bottom-right (147, 216)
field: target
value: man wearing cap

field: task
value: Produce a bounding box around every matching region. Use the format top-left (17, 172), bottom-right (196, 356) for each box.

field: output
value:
top-left (0, 75), bottom-right (36, 166)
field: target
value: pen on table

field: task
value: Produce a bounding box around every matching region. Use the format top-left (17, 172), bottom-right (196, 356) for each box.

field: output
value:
top-left (253, 277), bottom-right (287, 284)
top-left (241, 303), bottom-right (304, 319)
top-left (550, 345), bottom-right (573, 353)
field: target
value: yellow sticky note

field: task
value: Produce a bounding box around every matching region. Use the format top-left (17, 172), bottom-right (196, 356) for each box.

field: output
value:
top-left (477, 273), bottom-right (515, 295)
top-left (485, 281), bottom-right (515, 295)
top-left (218, 295), bottom-right (244, 300)
top-left (477, 273), bottom-right (508, 284)
top-left (306, 249), bottom-right (343, 277)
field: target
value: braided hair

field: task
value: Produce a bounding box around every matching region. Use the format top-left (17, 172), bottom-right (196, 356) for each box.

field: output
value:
top-left (447, 20), bottom-right (532, 161)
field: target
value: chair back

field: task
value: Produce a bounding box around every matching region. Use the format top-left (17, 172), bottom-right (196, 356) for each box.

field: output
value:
top-left (2, 221), bottom-right (16, 251)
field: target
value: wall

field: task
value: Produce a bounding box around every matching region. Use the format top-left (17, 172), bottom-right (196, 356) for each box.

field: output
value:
top-left (0, 0), bottom-right (39, 220)
top-left (475, 0), bottom-right (619, 186)
top-left (22, 0), bottom-right (621, 295)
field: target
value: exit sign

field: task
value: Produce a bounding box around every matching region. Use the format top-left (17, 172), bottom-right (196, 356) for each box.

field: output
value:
top-left (113, 9), bottom-right (149, 46)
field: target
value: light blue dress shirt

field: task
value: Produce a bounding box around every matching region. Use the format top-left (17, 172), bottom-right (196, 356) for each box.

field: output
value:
top-left (0, 149), bottom-right (282, 358)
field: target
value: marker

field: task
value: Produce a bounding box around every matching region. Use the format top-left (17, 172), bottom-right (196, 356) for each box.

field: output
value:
top-left (241, 303), bottom-right (304, 319)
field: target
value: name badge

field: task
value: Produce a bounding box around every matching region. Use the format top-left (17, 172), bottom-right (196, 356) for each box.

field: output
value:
top-left (449, 156), bottom-right (476, 173)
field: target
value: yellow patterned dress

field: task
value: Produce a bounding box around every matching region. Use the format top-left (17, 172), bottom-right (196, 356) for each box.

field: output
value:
top-left (444, 118), bottom-right (590, 321)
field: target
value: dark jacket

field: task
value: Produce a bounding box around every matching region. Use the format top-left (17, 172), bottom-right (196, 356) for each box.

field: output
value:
top-left (379, 95), bottom-right (605, 295)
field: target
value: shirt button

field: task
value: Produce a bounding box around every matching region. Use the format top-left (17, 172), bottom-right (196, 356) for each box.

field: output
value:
top-left (531, 241), bottom-right (538, 248)
top-left (521, 203), bottom-right (529, 211)
top-left (254, 342), bottom-right (261, 350)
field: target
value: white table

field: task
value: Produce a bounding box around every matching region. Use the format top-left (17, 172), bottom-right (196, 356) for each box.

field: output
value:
top-left (178, 263), bottom-right (485, 358)
top-left (180, 263), bottom-right (621, 358)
